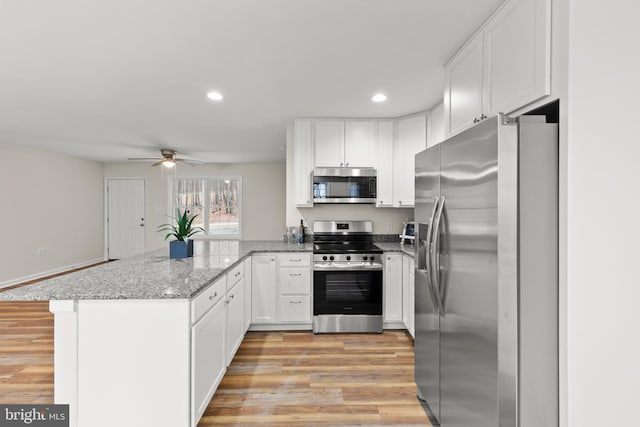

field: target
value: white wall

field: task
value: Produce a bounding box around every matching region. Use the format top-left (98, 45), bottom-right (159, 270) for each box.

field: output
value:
top-left (103, 162), bottom-right (286, 250)
top-left (566, 1), bottom-right (640, 426)
top-left (0, 143), bottom-right (104, 286)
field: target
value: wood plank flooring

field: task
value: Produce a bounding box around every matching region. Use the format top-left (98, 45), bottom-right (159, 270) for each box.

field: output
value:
top-left (198, 331), bottom-right (431, 426)
top-left (0, 301), bottom-right (430, 425)
top-left (0, 301), bottom-right (54, 404)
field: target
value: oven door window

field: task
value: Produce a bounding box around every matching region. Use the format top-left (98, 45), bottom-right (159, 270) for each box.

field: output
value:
top-left (314, 271), bottom-right (382, 315)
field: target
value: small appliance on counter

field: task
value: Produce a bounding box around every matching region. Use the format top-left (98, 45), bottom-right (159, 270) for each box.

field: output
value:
top-left (399, 221), bottom-right (415, 245)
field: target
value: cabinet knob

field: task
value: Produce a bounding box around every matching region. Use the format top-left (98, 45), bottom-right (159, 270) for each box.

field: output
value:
top-left (345, 162), bottom-right (349, 166)
top-left (230, 294), bottom-right (235, 299)
top-left (480, 114), bottom-right (487, 120)
top-left (209, 292), bottom-right (217, 300)
top-left (473, 117), bottom-right (480, 123)
top-left (271, 258), bottom-right (275, 262)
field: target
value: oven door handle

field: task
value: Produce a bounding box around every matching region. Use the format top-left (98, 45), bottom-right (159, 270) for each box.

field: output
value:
top-left (313, 263), bottom-right (383, 271)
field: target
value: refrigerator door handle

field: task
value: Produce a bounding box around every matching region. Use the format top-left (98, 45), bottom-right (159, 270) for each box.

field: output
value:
top-left (431, 195), bottom-right (446, 315)
top-left (427, 197), bottom-right (444, 314)
top-left (417, 198), bottom-right (442, 314)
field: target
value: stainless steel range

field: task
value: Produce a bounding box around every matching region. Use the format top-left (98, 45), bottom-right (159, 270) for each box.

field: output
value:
top-left (312, 220), bottom-right (383, 334)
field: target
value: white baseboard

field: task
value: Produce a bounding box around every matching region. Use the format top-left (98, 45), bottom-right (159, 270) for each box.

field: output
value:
top-left (0, 258), bottom-right (105, 290)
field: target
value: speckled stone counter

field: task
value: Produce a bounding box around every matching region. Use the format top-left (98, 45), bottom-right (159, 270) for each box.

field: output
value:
top-left (375, 242), bottom-right (415, 258)
top-left (0, 240), bottom-right (312, 301)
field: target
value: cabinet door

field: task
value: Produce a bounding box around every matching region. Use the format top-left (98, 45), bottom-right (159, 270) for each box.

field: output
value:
top-left (191, 299), bottom-right (226, 426)
top-left (314, 120), bottom-right (345, 167)
top-left (226, 279), bottom-right (245, 365)
top-left (444, 32), bottom-right (484, 136)
top-left (293, 119), bottom-right (314, 207)
top-left (376, 120), bottom-right (394, 207)
top-left (394, 113), bottom-right (427, 207)
top-left (279, 267), bottom-right (311, 294)
top-left (402, 255), bottom-right (411, 329)
top-left (251, 255), bottom-right (277, 323)
top-left (278, 295), bottom-right (311, 322)
top-left (344, 120), bottom-right (375, 167)
top-left (243, 257), bottom-right (252, 332)
top-left (384, 253), bottom-right (403, 322)
top-left (483, 0), bottom-right (551, 115)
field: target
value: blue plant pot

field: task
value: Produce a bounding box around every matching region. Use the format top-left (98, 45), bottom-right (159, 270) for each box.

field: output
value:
top-left (169, 240), bottom-right (193, 259)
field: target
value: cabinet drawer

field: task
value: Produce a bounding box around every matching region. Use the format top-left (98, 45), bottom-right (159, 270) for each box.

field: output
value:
top-left (191, 276), bottom-right (227, 324)
top-left (227, 262), bottom-right (244, 289)
top-left (279, 268), bottom-right (310, 294)
top-left (278, 295), bottom-right (311, 323)
top-left (277, 253), bottom-right (310, 267)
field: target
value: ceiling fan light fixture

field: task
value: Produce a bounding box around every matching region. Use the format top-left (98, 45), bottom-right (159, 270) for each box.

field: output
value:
top-left (162, 159), bottom-right (176, 168)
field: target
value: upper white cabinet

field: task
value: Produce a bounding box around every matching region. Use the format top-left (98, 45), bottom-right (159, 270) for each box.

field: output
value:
top-left (376, 120), bottom-right (395, 207)
top-left (293, 119), bottom-right (314, 207)
top-left (482, 0), bottom-right (551, 116)
top-left (314, 120), bottom-right (344, 167)
top-left (393, 113), bottom-right (427, 207)
top-left (444, 32), bottom-right (485, 137)
top-left (314, 119), bottom-right (375, 168)
top-left (443, 0), bottom-right (551, 137)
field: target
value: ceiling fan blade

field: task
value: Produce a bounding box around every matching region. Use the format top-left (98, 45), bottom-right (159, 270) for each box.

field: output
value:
top-left (128, 157), bottom-right (163, 161)
top-left (150, 161), bottom-right (165, 167)
top-left (175, 158), bottom-right (205, 165)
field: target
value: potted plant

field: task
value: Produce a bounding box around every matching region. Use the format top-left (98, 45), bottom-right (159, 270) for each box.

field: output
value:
top-left (157, 209), bottom-right (204, 259)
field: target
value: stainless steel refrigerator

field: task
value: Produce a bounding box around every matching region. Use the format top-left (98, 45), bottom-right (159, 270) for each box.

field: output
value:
top-left (414, 115), bottom-right (558, 427)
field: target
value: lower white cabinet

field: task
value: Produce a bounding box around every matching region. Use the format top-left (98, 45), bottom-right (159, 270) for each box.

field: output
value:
top-left (278, 295), bottom-right (312, 322)
top-left (384, 253), bottom-right (403, 323)
top-left (243, 257), bottom-right (252, 332)
top-left (191, 295), bottom-right (226, 426)
top-left (226, 278), bottom-right (245, 365)
top-left (402, 255), bottom-right (415, 338)
top-left (251, 255), bottom-right (277, 323)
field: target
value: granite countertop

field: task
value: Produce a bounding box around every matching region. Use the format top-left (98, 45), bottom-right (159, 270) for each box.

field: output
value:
top-left (376, 242), bottom-right (415, 258)
top-left (0, 240), bottom-right (312, 302)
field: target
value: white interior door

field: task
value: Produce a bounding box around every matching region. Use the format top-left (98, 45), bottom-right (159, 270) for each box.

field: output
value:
top-left (107, 179), bottom-right (145, 259)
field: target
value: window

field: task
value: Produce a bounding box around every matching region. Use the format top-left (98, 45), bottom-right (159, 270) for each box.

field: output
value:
top-left (172, 177), bottom-right (241, 238)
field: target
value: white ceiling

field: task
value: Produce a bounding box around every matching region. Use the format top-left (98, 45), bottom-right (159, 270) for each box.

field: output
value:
top-left (0, 0), bottom-right (503, 163)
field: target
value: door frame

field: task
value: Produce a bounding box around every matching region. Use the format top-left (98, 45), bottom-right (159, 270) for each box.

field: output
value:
top-left (104, 177), bottom-right (147, 260)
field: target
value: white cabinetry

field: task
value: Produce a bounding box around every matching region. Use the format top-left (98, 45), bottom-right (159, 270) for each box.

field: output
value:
top-left (243, 257), bottom-right (252, 332)
top-left (394, 113), bottom-right (427, 207)
top-left (444, 0), bottom-right (550, 137)
top-left (444, 32), bottom-right (484, 136)
top-left (277, 253), bottom-right (312, 323)
top-left (384, 253), bottom-right (403, 323)
top-left (482, 0), bottom-right (551, 116)
top-left (251, 255), bottom-right (277, 323)
top-left (226, 263), bottom-right (245, 365)
top-left (251, 253), bottom-right (312, 328)
top-left (402, 255), bottom-right (415, 338)
top-left (293, 119), bottom-right (314, 207)
top-left (376, 120), bottom-right (394, 207)
top-left (191, 277), bottom-right (227, 426)
top-left (314, 119), bottom-right (375, 168)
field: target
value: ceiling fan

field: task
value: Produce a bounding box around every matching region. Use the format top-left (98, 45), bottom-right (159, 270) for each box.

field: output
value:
top-left (127, 149), bottom-right (203, 168)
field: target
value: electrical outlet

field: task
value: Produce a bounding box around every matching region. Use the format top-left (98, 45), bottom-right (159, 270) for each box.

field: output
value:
top-left (385, 220), bottom-right (393, 232)
top-left (37, 248), bottom-right (45, 256)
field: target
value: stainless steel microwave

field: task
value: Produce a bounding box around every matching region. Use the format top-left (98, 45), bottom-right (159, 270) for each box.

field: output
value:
top-left (312, 167), bottom-right (377, 204)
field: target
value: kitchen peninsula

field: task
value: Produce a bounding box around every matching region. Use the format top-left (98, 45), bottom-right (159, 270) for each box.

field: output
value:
top-left (0, 241), bottom-right (312, 427)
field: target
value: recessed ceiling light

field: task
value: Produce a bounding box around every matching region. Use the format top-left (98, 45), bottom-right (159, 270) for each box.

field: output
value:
top-left (207, 91), bottom-right (224, 101)
top-left (372, 93), bottom-right (387, 103)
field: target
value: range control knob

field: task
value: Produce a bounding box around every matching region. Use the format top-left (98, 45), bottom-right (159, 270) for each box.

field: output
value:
top-left (322, 256), bottom-right (327, 261)
top-left (369, 256), bottom-right (375, 262)
top-left (362, 256), bottom-right (368, 261)
top-left (329, 256), bottom-right (335, 261)
top-left (346, 255), bottom-right (351, 261)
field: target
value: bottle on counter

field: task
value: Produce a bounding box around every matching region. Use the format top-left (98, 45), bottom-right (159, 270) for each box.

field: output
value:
top-left (299, 219), bottom-right (305, 244)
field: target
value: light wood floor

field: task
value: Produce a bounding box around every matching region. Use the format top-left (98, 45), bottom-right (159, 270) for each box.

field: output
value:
top-left (0, 302), bottom-right (430, 426)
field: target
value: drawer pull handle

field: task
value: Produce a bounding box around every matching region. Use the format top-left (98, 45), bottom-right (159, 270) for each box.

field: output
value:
top-left (235, 271), bottom-right (241, 277)
top-left (289, 273), bottom-right (302, 277)
top-left (229, 294), bottom-right (235, 299)
top-left (289, 300), bottom-right (303, 304)
top-left (289, 259), bottom-right (302, 262)
top-left (209, 292), bottom-right (217, 301)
